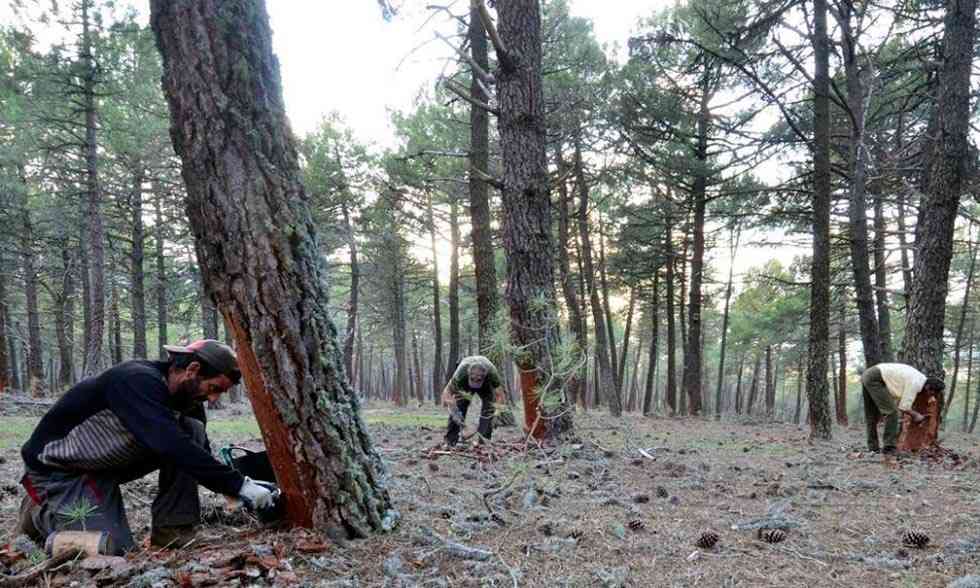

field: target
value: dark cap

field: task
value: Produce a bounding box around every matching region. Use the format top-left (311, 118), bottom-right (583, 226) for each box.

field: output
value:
top-left (164, 339), bottom-right (240, 382)
top-left (924, 377), bottom-right (945, 391)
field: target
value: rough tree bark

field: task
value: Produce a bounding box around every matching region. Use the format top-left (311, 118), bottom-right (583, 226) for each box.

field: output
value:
top-left (467, 5), bottom-right (499, 357)
top-left (82, 0), bottom-right (106, 377)
top-left (902, 0), bottom-right (976, 390)
top-left (151, 0), bottom-right (395, 534)
top-left (806, 0), bottom-right (834, 440)
top-left (479, 0), bottom-right (572, 436)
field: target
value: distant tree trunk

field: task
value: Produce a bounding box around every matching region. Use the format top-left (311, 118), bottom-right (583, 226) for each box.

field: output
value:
top-left (598, 220), bottom-right (620, 395)
top-left (6, 315), bottom-right (20, 391)
top-left (746, 353), bottom-right (761, 415)
top-left (130, 166), bottom-right (148, 359)
top-left (716, 227), bottom-right (738, 419)
top-left (872, 193), bottom-right (895, 362)
top-left (151, 0), bottom-right (394, 533)
top-left (794, 353), bottom-right (804, 424)
top-left (19, 175), bottom-right (46, 398)
top-left (765, 346), bottom-right (775, 418)
top-left (944, 230), bottom-right (977, 422)
top-left (109, 280), bottom-right (121, 365)
top-left (412, 328), bottom-right (424, 406)
top-left (484, 0), bottom-right (572, 436)
top-left (154, 189), bottom-right (169, 356)
top-left (617, 287), bottom-right (636, 395)
top-left (0, 252), bottom-right (9, 393)
top-left (341, 202), bottom-right (359, 380)
top-left (642, 273), bottom-right (660, 416)
top-left (446, 197), bottom-right (461, 379)
top-left (426, 194), bottom-right (444, 396)
top-left (575, 141), bottom-right (617, 415)
top-left (806, 0), bottom-right (835, 440)
top-left (54, 233), bottom-right (76, 388)
top-left (839, 1), bottom-right (882, 370)
top-left (82, 0), bottom-right (106, 377)
top-left (556, 151), bottom-right (586, 406)
top-left (664, 222), bottom-right (678, 414)
top-left (902, 0), bottom-right (976, 388)
top-left (467, 5), bottom-right (499, 356)
top-left (837, 310), bottom-right (848, 425)
top-left (962, 319), bottom-right (974, 432)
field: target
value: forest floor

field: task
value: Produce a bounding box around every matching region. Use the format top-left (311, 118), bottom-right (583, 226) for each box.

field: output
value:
top-left (1, 395), bottom-right (980, 587)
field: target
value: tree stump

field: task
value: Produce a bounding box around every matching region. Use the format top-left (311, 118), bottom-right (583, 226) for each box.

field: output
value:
top-left (897, 392), bottom-right (940, 451)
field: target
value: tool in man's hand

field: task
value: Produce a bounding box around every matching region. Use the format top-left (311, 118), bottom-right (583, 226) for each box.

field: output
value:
top-left (219, 446), bottom-right (286, 523)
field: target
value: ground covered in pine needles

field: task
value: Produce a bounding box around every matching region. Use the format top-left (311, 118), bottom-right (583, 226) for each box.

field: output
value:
top-left (2, 396), bottom-right (980, 587)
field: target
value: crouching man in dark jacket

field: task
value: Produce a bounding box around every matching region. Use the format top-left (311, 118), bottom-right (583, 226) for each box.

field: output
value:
top-left (17, 339), bottom-right (274, 553)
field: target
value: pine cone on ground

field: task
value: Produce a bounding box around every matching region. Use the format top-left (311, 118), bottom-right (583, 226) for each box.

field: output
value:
top-left (656, 486), bottom-right (669, 498)
top-left (903, 530), bottom-right (930, 548)
top-left (758, 528), bottom-right (786, 544)
top-left (627, 519), bottom-right (645, 532)
top-left (695, 530), bottom-right (719, 549)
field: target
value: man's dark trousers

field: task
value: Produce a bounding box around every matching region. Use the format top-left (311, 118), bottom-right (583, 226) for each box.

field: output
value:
top-left (445, 389), bottom-right (494, 446)
top-left (21, 416), bottom-right (207, 554)
top-left (862, 365), bottom-right (900, 452)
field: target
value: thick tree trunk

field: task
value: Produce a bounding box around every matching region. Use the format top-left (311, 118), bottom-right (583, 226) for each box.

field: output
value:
top-left (467, 6), bottom-right (499, 356)
top-left (806, 0), bottom-right (835, 440)
top-left (154, 189), bottom-right (169, 357)
top-left (341, 203), bottom-right (359, 381)
top-left (446, 198), bottom-right (461, 380)
top-left (151, 0), bottom-right (395, 534)
top-left (902, 0), bottom-right (976, 388)
top-left (426, 195), bottom-right (444, 397)
top-left (486, 0), bottom-right (571, 436)
top-left (82, 0), bottom-right (106, 377)
top-left (575, 142), bottom-right (617, 415)
top-left (130, 167), bottom-right (148, 359)
top-left (642, 274), bottom-right (660, 416)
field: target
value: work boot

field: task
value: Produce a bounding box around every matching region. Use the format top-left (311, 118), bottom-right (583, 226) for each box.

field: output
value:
top-left (16, 494), bottom-right (44, 544)
top-left (150, 525), bottom-right (199, 549)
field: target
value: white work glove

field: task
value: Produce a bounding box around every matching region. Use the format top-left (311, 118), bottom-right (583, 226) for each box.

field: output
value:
top-left (238, 476), bottom-right (276, 510)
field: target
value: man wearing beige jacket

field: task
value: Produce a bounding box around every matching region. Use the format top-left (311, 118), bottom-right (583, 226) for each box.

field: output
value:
top-left (862, 363), bottom-right (944, 454)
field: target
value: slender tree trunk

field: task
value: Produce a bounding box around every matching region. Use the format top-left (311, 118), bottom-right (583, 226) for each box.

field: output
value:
top-left (794, 353), bottom-right (804, 424)
top-left (872, 192), bottom-right (895, 362)
top-left (901, 0), bottom-right (976, 390)
top-left (6, 315), bottom-right (20, 391)
top-left (110, 280), bottom-right (123, 366)
top-left (426, 195), bottom-right (444, 397)
top-left (82, 0), bottom-right (106, 377)
top-left (446, 197), bottom-right (461, 380)
top-left (130, 166), bottom-right (148, 359)
top-left (715, 227), bottom-right (738, 419)
top-left (838, 1), bottom-right (882, 369)
top-left (19, 174), bottom-right (46, 397)
top-left (734, 354), bottom-right (744, 415)
top-left (945, 230), bottom-right (977, 422)
top-left (556, 151), bottom-right (586, 407)
top-left (575, 141), bottom-right (617, 415)
top-left (746, 353), bottom-right (761, 415)
top-left (154, 189), bottom-right (168, 356)
top-left (598, 220), bottom-right (620, 395)
top-left (962, 319), bottom-right (974, 432)
top-left (807, 0), bottom-right (835, 440)
top-left (837, 309), bottom-right (848, 425)
top-left (0, 252), bottom-right (10, 393)
top-left (467, 5), bottom-right (499, 356)
top-left (56, 234), bottom-right (76, 388)
top-left (642, 273), bottom-right (660, 416)
top-left (765, 346), bottom-right (775, 418)
top-left (617, 287), bottom-right (636, 394)
top-left (151, 0), bottom-right (395, 533)
top-left (341, 202), bottom-right (359, 380)
top-left (664, 223), bottom-right (678, 414)
top-left (412, 328), bottom-right (424, 406)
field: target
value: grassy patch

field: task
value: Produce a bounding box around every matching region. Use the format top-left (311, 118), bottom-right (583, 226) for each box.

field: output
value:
top-left (0, 417), bottom-right (39, 449)
top-left (363, 413), bottom-right (446, 429)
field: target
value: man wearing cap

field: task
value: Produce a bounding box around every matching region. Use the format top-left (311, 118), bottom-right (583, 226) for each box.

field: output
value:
top-left (862, 362), bottom-right (945, 454)
top-left (16, 339), bottom-right (276, 553)
top-left (440, 355), bottom-right (506, 446)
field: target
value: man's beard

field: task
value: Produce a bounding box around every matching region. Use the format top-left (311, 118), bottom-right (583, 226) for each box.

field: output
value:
top-left (174, 375), bottom-right (205, 409)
